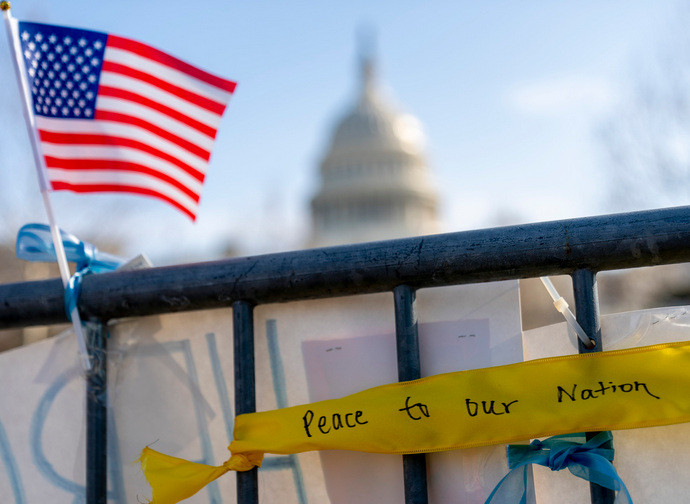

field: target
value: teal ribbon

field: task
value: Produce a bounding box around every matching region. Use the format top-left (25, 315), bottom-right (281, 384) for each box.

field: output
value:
top-left (16, 223), bottom-right (125, 320)
top-left (485, 432), bottom-right (632, 504)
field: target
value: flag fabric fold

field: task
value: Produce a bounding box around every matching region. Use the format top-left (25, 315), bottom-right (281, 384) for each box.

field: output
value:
top-left (14, 20), bottom-right (236, 220)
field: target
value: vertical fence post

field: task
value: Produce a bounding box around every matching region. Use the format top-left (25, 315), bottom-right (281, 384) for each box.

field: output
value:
top-left (86, 321), bottom-right (107, 504)
top-left (571, 269), bottom-right (615, 504)
top-left (393, 285), bottom-right (429, 504)
top-left (234, 300), bottom-right (258, 504)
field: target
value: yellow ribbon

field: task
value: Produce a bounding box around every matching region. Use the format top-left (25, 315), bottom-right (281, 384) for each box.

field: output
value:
top-left (138, 448), bottom-right (263, 504)
top-left (140, 341), bottom-right (690, 503)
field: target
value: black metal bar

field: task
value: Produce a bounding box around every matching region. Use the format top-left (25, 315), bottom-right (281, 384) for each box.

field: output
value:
top-left (3, 206), bottom-right (690, 329)
top-left (86, 321), bottom-right (107, 504)
top-left (233, 300), bottom-right (258, 504)
top-left (571, 269), bottom-right (615, 504)
top-left (394, 286), bottom-right (422, 382)
top-left (572, 269), bottom-right (603, 354)
top-left (393, 285), bottom-right (429, 504)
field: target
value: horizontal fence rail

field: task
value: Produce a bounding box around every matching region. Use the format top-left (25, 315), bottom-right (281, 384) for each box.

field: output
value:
top-left (1, 206), bottom-right (690, 329)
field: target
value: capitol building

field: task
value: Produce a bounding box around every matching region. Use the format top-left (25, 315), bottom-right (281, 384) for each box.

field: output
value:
top-left (308, 49), bottom-right (441, 247)
top-left (304, 47), bottom-right (690, 327)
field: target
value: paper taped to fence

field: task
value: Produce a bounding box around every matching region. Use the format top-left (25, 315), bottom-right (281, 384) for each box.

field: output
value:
top-left (0, 310), bottom-right (240, 504)
top-left (267, 281), bottom-right (523, 504)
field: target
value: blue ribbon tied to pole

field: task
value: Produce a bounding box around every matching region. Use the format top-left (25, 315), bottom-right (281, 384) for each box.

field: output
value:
top-left (16, 223), bottom-right (125, 319)
top-left (485, 431), bottom-right (632, 504)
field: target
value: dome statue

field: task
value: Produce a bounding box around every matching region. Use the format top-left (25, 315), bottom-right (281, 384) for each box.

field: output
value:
top-left (309, 43), bottom-right (441, 247)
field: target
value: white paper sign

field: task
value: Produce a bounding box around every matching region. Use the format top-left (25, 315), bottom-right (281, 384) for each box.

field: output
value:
top-left (0, 331), bottom-right (85, 503)
top-left (0, 309), bottom-right (324, 503)
top-left (254, 280), bottom-right (523, 504)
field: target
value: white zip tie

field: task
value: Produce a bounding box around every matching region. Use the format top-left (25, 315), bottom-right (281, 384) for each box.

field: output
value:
top-left (540, 277), bottom-right (595, 348)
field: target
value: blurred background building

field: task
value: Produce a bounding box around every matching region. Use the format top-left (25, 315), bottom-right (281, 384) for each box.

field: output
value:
top-left (309, 47), bottom-right (440, 247)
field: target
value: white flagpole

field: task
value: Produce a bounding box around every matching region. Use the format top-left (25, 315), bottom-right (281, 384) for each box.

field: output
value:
top-left (2, 2), bottom-right (92, 371)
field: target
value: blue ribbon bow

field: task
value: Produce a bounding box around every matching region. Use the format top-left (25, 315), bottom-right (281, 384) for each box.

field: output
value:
top-left (16, 224), bottom-right (125, 320)
top-left (485, 432), bottom-right (632, 504)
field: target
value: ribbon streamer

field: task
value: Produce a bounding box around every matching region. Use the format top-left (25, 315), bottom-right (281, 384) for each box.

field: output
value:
top-left (16, 223), bottom-right (124, 273)
top-left (16, 223), bottom-right (125, 320)
top-left (485, 432), bottom-right (631, 503)
top-left (140, 341), bottom-right (690, 503)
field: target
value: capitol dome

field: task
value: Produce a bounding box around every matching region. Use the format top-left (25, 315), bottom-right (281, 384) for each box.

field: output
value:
top-left (328, 64), bottom-right (425, 156)
top-left (309, 49), bottom-right (440, 247)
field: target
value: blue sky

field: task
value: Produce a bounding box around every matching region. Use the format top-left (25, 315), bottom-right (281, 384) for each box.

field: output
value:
top-left (0, 1), bottom-right (681, 264)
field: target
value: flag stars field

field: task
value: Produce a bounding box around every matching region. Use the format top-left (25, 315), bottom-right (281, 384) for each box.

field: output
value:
top-left (20, 26), bottom-right (104, 119)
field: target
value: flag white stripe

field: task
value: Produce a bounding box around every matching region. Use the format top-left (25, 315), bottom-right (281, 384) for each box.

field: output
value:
top-left (95, 95), bottom-right (216, 150)
top-left (104, 47), bottom-right (233, 105)
top-left (40, 144), bottom-right (204, 192)
top-left (47, 167), bottom-right (199, 214)
top-left (35, 116), bottom-right (209, 172)
top-left (99, 72), bottom-right (223, 130)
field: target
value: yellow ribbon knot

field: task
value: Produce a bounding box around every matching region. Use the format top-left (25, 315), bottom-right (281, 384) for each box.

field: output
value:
top-left (138, 447), bottom-right (261, 504)
top-left (222, 452), bottom-right (264, 472)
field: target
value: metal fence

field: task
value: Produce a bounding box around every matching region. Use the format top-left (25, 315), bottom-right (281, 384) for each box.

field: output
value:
top-left (2, 205), bottom-right (690, 504)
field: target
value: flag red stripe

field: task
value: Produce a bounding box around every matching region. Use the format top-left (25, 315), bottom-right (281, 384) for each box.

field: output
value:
top-left (98, 85), bottom-right (217, 138)
top-left (94, 110), bottom-right (211, 161)
top-left (50, 180), bottom-right (197, 220)
top-left (101, 60), bottom-right (226, 115)
top-left (44, 157), bottom-right (201, 202)
top-left (38, 129), bottom-right (205, 182)
top-left (107, 34), bottom-right (237, 93)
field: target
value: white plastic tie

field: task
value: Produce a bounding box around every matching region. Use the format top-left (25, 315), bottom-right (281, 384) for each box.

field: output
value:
top-left (540, 277), bottom-right (594, 348)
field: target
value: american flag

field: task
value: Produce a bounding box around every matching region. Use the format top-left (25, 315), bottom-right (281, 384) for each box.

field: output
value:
top-left (15, 21), bottom-right (236, 220)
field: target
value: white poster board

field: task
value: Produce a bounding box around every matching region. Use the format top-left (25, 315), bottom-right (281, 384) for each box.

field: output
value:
top-left (0, 310), bottom-right (242, 504)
